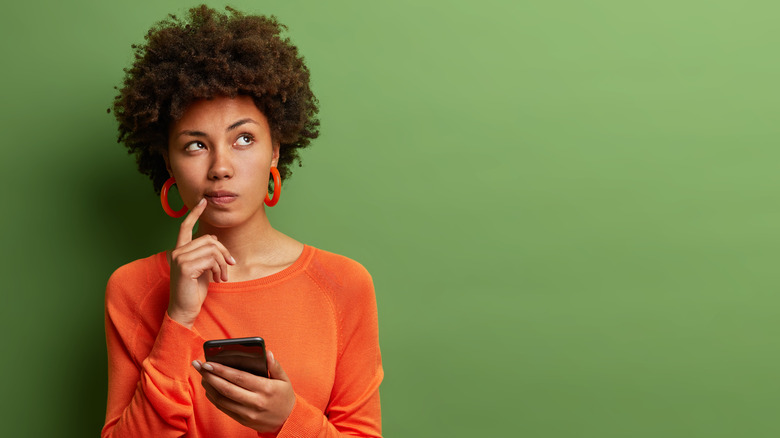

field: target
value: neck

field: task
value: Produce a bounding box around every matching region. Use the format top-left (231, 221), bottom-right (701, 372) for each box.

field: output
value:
top-left (193, 210), bottom-right (303, 281)
top-left (196, 213), bottom-right (276, 262)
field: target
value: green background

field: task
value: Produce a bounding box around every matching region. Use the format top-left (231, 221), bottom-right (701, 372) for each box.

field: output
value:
top-left (1, 0), bottom-right (779, 436)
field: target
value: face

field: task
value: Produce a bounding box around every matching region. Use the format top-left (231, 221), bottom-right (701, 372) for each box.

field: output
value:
top-left (165, 95), bottom-right (279, 228)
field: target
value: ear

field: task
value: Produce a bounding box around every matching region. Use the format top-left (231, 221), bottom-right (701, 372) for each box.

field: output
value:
top-left (162, 150), bottom-right (173, 177)
top-left (271, 143), bottom-right (280, 168)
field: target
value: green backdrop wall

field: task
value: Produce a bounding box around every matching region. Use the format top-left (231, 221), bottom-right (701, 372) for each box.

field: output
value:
top-left (2, 1), bottom-right (779, 436)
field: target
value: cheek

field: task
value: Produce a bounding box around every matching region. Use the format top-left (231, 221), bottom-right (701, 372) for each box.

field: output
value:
top-left (238, 156), bottom-right (271, 178)
top-left (169, 165), bottom-right (202, 203)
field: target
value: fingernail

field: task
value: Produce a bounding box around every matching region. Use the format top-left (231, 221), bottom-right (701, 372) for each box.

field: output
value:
top-left (198, 198), bottom-right (206, 206)
top-left (229, 256), bottom-right (236, 264)
top-left (268, 351), bottom-right (274, 363)
top-left (202, 362), bottom-right (214, 372)
top-left (192, 360), bottom-right (202, 371)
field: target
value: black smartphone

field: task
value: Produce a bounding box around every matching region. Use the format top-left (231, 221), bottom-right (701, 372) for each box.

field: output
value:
top-left (203, 337), bottom-right (269, 377)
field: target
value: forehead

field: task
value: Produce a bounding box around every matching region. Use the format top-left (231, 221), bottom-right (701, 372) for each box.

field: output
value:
top-left (171, 95), bottom-right (268, 132)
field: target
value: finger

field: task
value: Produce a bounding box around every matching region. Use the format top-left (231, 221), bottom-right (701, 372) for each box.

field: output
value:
top-left (212, 262), bottom-right (225, 283)
top-left (202, 379), bottom-right (253, 415)
top-left (202, 234), bottom-right (236, 266)
top-left (207, 240), bottom-right (229, 282)
top-left (176, 235), bottom-right (229, 256)
top-left (193, 254), bottom-right (226, 283)
top-left (175, 234), bottom-right (236, 267)
top-left (203, 387), bottom-right (252, 428)
top-left (202, 361), bottom-right (270, 392)
top-left (174, 243), bottom-right (231, 281)
top-left (201, 364), bottom-right (264, 405)
top-left (267, 351), bottom-right (290, 383)
top-left (176, 198), bottom-right (207, 248)
top-left (207, 234), bottom-right (237, 267)
top-left (174, 252), bottom-right (222, 283)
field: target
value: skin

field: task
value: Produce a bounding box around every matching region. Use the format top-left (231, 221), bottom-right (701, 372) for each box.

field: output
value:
top-left (162, 95), bottom-right (301, 433)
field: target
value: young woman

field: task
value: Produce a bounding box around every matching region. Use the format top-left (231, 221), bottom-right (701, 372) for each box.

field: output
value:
top-left (102, 6), bottom-right (382, 437)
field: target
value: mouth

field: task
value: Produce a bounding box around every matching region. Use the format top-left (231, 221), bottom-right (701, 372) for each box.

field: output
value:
top-left (204, 191), bottom-right (238, 206)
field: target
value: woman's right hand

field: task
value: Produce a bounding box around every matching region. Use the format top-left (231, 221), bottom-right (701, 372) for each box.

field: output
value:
top-left (167, 198), bottom-right (236, 329)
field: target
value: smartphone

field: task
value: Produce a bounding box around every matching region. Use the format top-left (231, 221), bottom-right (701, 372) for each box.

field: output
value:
top-left (203, 337), bottom-right (269, 377)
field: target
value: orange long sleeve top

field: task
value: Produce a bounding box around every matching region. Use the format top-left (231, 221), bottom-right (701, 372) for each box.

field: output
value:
top-left (102, 245), bottom-right (383, 437)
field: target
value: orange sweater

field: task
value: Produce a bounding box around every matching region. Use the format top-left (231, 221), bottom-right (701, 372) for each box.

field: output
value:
top-left (102, 245), bottom-right (382, 437)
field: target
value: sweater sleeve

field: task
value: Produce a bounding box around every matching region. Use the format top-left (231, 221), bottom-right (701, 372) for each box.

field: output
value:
top-left (275, 261), bottom-right (383, 438)
top-left (102, 268), bottom-right (205, 438)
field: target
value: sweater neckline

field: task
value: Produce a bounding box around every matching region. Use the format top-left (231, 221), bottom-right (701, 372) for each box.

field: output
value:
top-left (155, 244), bottom-right (314, 292)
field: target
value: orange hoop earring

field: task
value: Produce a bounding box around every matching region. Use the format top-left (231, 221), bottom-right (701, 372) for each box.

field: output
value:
top-left (161, 177), bottom-right (188, 218)
top-left (265, 167), bottom-right (281, 207)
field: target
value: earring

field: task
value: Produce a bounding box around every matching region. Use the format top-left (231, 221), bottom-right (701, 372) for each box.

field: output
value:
top-left (161, 177), bottom-right (188, 218)
top-left (265, 167), bottom-right (281, 207)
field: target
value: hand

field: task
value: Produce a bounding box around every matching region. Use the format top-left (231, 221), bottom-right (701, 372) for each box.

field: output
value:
top-left (167, 198), bottom-right (236, 328)
top-left (193, 351), bottom-right (296, 433)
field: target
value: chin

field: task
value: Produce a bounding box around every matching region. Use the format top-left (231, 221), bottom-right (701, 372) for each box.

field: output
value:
top-left (201, 207), bottom-right (264, 230)
top-left (200, 211), bottom-right (245, 229)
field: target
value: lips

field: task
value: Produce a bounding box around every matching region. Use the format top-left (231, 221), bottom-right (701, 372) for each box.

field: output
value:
top-left (204, 191), bottom-right (238, 205)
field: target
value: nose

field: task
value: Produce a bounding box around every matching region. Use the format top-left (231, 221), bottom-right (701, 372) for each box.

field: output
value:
top-left (208, 146), bottom-right (234, 180)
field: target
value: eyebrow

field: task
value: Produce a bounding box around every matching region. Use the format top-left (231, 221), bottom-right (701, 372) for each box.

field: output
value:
top-left (175, 118), bottom-right (260, 138)
top-left (227, 118), bottom-right (259, 132)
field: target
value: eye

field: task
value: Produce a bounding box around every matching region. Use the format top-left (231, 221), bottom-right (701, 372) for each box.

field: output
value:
top-left (184, 141), bottom-right (205, 152)
top-left (235, 135), bottom-right (254, 147)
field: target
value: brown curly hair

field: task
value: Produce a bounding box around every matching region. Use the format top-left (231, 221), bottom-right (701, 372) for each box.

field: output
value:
top-left (112, 5), bottom-right (319, 193)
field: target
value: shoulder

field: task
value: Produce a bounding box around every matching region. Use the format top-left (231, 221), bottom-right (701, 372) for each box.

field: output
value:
top-left (306, 247), bottom-right (373, 288)
top-left (106, 252), bottom-right (169, 307)
top-left (304, 247), bottom-right (380, 357)
top-left (108, 252), bottom-right (168, 288)
top-left (304, 247), bottom-right (375, 305)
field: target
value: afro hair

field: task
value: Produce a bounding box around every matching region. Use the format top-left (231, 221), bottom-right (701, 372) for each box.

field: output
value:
top-left (112, 5), bottom-right (319, 193)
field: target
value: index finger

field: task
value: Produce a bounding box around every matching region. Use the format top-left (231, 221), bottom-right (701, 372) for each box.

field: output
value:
top-left (176, 198), bottom-right (207, 248)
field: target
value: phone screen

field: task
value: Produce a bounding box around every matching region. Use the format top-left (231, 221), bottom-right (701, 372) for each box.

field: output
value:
top-left (203, 337), bottom-right (268, 377)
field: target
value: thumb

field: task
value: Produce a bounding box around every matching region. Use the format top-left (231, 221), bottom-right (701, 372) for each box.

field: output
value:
top-left (267, 350), bottom-right (290, 382)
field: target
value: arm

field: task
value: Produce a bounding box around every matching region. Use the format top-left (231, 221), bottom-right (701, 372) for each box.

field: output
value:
top-left (280, 268), bottom-right (383, 437)
top-left (102, 279), bottom-right (205, 437)
top-left (103, 200), bottom-right (233, 437)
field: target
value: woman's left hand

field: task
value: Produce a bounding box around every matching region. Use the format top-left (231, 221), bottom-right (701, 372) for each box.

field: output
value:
top-left (193, 351), bottom-right (296, 433)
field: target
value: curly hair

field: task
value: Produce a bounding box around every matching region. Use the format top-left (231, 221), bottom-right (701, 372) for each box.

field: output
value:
top-left (112, 5), bottom-right (319, 193)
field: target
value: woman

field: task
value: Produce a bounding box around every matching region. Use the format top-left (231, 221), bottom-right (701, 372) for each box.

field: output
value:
top-left (102, 5), bottom-right (382, 437)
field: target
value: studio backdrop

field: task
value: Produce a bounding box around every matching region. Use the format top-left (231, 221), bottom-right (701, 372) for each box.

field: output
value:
top-left (1, 1), bottom-right (779, 437)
